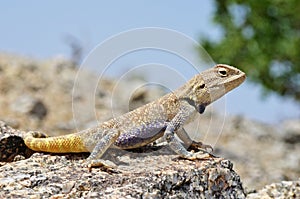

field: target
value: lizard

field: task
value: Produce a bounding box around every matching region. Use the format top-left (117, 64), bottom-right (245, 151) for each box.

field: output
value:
top-left (24, 64), bottom-right (246, 169)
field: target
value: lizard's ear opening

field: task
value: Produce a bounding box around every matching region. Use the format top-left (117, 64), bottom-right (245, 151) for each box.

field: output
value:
top-left (218, 67), bottom-right (228, 77)
top-left (193, 82), bottom-right (205, 91)
top-left (199, 83), bottom-right (205, 89)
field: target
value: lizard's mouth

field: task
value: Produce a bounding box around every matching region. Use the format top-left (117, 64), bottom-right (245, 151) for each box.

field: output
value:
top-left (211, 68), bottom-right (246, 92)
top-left (225, 70), bottom-right (246, 91)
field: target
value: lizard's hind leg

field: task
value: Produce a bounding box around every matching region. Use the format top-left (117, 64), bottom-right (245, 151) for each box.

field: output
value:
top-left (26, 131), bottom-right (49, 138)
top-left (85, 129), bottom-right (120, 170)
top-left (24, 131), bottom-right (49, 147)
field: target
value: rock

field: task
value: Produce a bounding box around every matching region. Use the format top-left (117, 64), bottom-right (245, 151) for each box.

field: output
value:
top-left (0, 121), bottom-right (33, 162)
top-left (0, 53), bottom-right (97, 133)
top-left (0, 153), bottom-right (246, 198)
top-left (282, 119), bottom-right (300, 144)
top-left (0, 121), bottom-right (246, 198)
top-left (247, 180), bottom-right (300, 199)
top-left (198, 115), bottom-right (300, 190)
top-left (10, 95), bottom-right (47, 120)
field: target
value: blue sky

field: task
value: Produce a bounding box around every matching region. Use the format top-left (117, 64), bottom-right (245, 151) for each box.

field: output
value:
top-left (1, 1), bottom-right (299, 123)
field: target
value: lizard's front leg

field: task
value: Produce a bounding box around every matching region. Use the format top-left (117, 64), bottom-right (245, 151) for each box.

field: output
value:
top-left (164, 101), bottom-right (211, 160)
top-left (176, 128), bottom-right (213, 153)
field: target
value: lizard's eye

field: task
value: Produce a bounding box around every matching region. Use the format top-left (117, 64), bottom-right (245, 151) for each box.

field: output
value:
top-left (218, 68), bottom-right (228, 77)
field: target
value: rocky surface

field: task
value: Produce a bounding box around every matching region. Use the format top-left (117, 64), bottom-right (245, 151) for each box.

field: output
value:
top-left (0, 121), bottom-right (32, 162)
top-left (0, 138), bottom-right (246, 198)
top-left (0, 53), bottom-right (299, 197)
top-left (247, 180), bottom-right (300, 199)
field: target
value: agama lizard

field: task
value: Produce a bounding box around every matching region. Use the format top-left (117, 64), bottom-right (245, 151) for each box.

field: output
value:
top-left (24, 64), bottom-right (246, 169)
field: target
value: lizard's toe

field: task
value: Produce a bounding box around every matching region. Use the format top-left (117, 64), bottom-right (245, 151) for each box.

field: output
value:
top-left (189, 141), bottom-right (213, 153)
top-left (84, 159), bottom-right (117, 172)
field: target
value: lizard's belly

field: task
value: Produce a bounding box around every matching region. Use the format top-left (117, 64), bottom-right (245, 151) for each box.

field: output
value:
top-left (114, 123), bottom-right (166, 149)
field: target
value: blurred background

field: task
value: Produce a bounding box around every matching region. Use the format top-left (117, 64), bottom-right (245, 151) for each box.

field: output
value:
top-left (1, 0), bottom-right (299, 123)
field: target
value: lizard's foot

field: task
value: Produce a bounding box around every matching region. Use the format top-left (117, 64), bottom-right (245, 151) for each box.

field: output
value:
top-left (188, 141), bottom-right (213, 153)
top-left (84, 158), bottom-right (117, 172)
top-left (26, 131), bottom-right (49, 138)
top-left (184, 151), bottom-right (211, 160)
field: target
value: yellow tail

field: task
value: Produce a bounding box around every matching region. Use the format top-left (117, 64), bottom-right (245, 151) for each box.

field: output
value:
top-left (24, 131), bottom-right (87, 153)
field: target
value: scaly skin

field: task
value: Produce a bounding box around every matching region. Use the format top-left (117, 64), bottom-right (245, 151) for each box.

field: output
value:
top-left (24, 64), bottom-right (246, 168)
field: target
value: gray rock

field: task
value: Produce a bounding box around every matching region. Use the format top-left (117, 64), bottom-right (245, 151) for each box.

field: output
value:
top-left (282, 119), bottom-right (300, 144)
top-left (10, 95), bottom-right (47, 120)
top-left (247, 180), bottom-right (300, 199)
top-left (0, 121), bottom-right (246, 198)
top-left (0, 153), bottom-right (246, 198)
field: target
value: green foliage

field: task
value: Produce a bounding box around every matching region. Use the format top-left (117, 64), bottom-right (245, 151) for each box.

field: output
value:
top-left (200, 0), bottom-right (300, 101)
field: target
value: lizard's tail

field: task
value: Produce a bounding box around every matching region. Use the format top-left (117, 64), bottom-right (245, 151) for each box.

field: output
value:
top-left (24, 131), bottom-right (88, 153)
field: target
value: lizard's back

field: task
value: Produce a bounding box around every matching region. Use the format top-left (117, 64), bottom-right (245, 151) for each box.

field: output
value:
top-left (24, 92), bottom-right (181, 152)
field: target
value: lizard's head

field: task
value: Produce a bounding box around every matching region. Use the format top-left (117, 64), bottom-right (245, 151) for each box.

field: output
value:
top-left (179, 64), bottom-right (246, 114)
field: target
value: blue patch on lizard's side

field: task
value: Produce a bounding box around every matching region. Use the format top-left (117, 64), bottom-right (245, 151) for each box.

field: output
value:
top-left (114, 122), bottom-right (166, 148)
